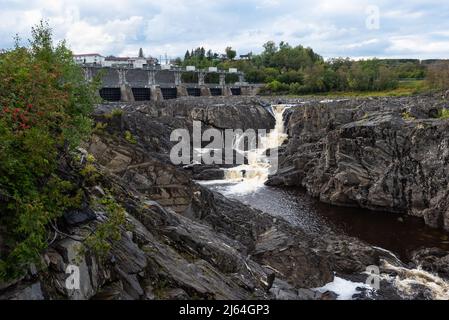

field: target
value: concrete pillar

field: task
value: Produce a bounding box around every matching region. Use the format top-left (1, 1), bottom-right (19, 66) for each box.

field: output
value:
top-left (241, 86), bottom-right (252, 96)
top-left (120, 85), bottom-right (135, 102)
top-left (148, 70), bottom-right (156, 86)
top-left (240, 85), bottom-right (260, 96)
top-left (118, 69), bottom-right (127, 86)
top-left (83, 67), bottom-right (93, 82)
top-left (176, 85), bottom-right (188, 97)
top-left (200, 86), bottom-right (211, 96)
top-left (198, 72), bottom-right (206, 86)
top-left (150, 86), bottom-right (163, 101)
top-left (223, 86), bottom-right (232, 97)
top-left (238, 73), bottom-right (245, 83)
top-left (219, 73), bottom-right (226, 86)
top-left (174, 71), bottom-right (182, 86)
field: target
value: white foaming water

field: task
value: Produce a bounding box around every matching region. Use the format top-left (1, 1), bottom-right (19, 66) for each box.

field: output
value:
top-left (220, 105), bottom-right (290, 195)
top-left (197, 105), bottom-right (449, 300)
top-left (369, 247), bottom-right (449, 300)
top-left (315, 276), bottom-right (374, 300)
top-left (381, 261), bottom-right (449, 300)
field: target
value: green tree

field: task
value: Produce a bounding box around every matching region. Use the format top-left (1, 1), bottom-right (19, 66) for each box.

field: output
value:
top-left (225, 46), bottom-right (237, 60)
top-left (0, 21), bottom-right (98, 280)
top-left (427, 62), bottom-right (449, 89)
top-left (263, 41), bottom-right (278, 55)
top-left (206, 49), bottom-right (213, 60)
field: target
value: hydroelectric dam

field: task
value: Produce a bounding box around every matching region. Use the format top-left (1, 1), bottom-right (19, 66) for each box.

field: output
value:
top-left (82, 66), bottom-right (262, 102)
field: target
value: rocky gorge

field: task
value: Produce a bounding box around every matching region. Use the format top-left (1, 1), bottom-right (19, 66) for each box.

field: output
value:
top-left (1, 96), bottom-right (449, 300)
top-left (267, 94), bottom-right (449, 231)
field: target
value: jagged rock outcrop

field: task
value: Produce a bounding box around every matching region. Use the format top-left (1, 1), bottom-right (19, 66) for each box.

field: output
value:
top-left (0, 149), bottom-right (318, 300)
top-left (411, 248), bottom-right (449, 280)
top-left (0, 99), bottom-right (335, 300)
top-left (1, 97), bottom-right (423, 300)
top-left (267, 95), bottom-right (449, 231)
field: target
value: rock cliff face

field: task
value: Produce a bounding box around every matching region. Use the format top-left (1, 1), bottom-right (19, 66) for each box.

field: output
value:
top-left (0, 97), bottom-right (392, 300)
top-left (267, 95), bottom-right (449, 231)
top-left (0, 99), bottom-right (440, 300)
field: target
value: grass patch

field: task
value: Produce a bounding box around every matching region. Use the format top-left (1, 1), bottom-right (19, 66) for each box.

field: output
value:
top-left (124, 130), bottom-right (137, 144)
top-left (285, 80), bottom-right (429, 98)
top-left (438, 108), bottom-right (449, 120)
top-left (402, 111), bottom-right (415, 120)
top-left (104, 108), bottom-right (123, 120)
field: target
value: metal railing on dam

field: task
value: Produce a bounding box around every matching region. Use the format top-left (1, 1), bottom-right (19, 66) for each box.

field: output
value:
top-left (82, 65), bottom-right (262, 102)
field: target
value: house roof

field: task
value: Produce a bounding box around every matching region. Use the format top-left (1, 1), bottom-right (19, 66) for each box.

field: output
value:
top-left (105, 56), bottom-right (131, 61)
top-left (74, 53), bottom-right (102, 57)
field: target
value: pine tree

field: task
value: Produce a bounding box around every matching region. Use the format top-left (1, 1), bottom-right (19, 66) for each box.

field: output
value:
top-left (206, 49), bottom-right (213, 60)
top-left (200, 47), bottom-right (206, 59)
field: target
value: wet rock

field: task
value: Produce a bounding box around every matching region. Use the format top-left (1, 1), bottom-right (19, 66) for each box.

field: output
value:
top-left (115, 268), bottom-right (144, 300)
top-left (44, 248), bottom-right (65, 272)
top-left (320, 291), bottom-right (338, 300)
top-left (1, 97), bottom-right (405, 301)
top-left (0, 282), bottom-right (44, 300)
top-left (412, 248), bottom-right (449, 280)
top-left (92, 281), bottom-right (124, 300)
top-left (110, 232), bottom-right (147, 275)
top-left (252, 227), bottom-right (334, 288)
top-left (64, 208), bottom-right (96, 226)
top-left (269, 95), bottom-right (449, 230)
top-left (56, 239), bottom-right (97, 300)
top-left (269, 279), bottom-right (322, 300)
top-left (165, 288), bottom-right (190, 300)
top-left (193, 168), bottom-right (225, 180)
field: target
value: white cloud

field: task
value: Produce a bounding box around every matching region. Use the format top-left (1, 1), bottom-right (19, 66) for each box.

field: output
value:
top-left (0, 0), bottom-right (449, 59)
top-left (344, 39), bottom-right (379, 50)
top-left (387, 35), bottom-right (449, 58)
top-left (256, 0), bottom-right (281, 9)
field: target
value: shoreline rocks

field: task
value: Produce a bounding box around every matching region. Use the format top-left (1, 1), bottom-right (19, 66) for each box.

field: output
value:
top-left (267, 95), bottom-right (449, 231)
top-left (2, 96), bottom-right (448, 300)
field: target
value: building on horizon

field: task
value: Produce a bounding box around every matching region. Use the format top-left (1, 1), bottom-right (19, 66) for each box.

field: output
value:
top-left (74, 53), bottom-right (105, 65)
top-left (74, 48), bottom-right (158, 68)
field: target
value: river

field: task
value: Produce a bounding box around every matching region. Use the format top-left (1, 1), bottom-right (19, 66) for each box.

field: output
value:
top-left (198, 104), bottom-right (449, 299)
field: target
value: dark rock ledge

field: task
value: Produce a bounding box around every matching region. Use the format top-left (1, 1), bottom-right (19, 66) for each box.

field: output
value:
top-left (1, 96), bottom-right (447, 300)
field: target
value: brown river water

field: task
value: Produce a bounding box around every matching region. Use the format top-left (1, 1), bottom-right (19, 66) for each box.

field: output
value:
top-left (197, 104), bottom-right (449, 299)
top-left (203, 182), bottom-right (449, 261)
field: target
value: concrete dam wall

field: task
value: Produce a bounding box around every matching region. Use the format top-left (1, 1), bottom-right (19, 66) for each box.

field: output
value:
top-left (84, 66), bottom-right (262, 102)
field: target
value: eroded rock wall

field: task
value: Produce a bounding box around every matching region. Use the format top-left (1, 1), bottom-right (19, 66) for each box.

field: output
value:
top-left (267, 95), bottom-right (449, 230)
top-left (0, 98), bottom-right (403, 300)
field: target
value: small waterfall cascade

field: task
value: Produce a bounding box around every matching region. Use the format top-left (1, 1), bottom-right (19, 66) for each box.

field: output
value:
top-left (222, 105), bottom-right (290, 194)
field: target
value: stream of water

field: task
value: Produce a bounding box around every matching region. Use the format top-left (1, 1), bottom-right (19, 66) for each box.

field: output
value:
top-left (198, 105), bottom-right (449, 300)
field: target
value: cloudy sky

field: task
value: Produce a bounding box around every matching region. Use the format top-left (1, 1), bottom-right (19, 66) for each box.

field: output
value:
top-left (1, 0), bottom-right (448, 60)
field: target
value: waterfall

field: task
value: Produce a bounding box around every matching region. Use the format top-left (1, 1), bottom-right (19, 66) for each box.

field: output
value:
top-left (381, 261), bottom-right (449, 300)
top-left (221, 105), bottom-right (290, 194)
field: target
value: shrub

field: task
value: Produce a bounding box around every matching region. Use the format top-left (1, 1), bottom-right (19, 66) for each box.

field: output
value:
top-left (111, 108), bottom-right (123, 117)
top-left (0, 21), bottom-right (98, 280)
top-left (438, 108), bottom-right (449, 120)
top-left (84, 194), bottom-right (126, 258)
top-left (265, 80), bottom-right (289, 93)
top-left (124, 130), bottom-right (137, 144)
top-left (426, 62), bottom-right (449, 90)
top-left (402, 111), bottom-right (415, 120)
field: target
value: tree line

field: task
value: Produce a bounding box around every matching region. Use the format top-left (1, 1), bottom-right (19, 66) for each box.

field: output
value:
top-left (0, 22), bottom-right (98, 279)
top-left (177, 41), bottom-right (444, 94)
